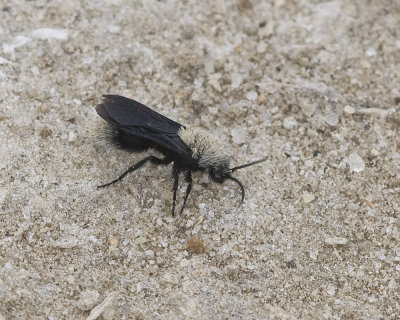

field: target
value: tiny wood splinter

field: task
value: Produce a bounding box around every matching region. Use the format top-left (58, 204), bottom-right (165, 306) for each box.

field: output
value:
top-left (96, 95), bottom-right (267, 216)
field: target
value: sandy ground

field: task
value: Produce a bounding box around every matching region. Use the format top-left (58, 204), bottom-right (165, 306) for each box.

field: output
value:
top-left (1, 0), bottom-right (400, 319)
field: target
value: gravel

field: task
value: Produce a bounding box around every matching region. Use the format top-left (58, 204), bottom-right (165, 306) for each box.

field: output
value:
top-left (1, 0), bottom-right (399, 318)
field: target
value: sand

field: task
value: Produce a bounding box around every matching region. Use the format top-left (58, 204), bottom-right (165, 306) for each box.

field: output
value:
top-left (1, 0), bottom-right (399, 319)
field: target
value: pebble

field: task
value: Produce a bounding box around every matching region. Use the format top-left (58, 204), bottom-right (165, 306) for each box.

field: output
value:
top-left (309, 250), bottom-right (318, 260)
top-left (231, 126), bottom-right (247, 144)
top-left (324, 236), bottom-right (348, 246)
top-left (31, 65), bottom-right (39, 75)
top-left (326, 285), bottom-right (336, 296)
top-left (302, 193), bottom-right (315, 204)
top-left (256, 42), bottom-right (267, 54)
top-left (344, 105), bottom-right (355, 114)
top-left (230, 72), bottom-right (242, 89)
top-left (365, 48), bottom-right (376, 57)
top-left (208, 74), bottom-right (221, 92)
top-left (79, 290), bottom-right (100, 309)
top-left (325, 111), bottom-right (339, 126)
top-left (301, 103), bottom-right (316, 117)
top-left (258, 20), bottom-right (275, 38)
top-left (180, 258), bottom-right (190, 267)
top-left (283, 116), bottom-right (298, 129)
top-left (246, 90), bottom-right (258, 101)
top-left (346, 153), bottom-right (365, 173)
top-left (31, 28), bottom-right (69, 40)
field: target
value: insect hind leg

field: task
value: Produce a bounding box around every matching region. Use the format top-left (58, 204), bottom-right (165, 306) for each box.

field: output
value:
top-left (98, 156), bottom-right (171, 188)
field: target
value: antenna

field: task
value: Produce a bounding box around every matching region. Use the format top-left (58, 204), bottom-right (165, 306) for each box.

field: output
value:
top-left (230, 156), bottom-right (267, 173)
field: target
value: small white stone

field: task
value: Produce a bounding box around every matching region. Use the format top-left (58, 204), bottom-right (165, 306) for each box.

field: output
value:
top-left (4, 262), bottom-right (13, 270)
top-left (204, 56), bottom-right (215, 74)
top-left (365, 48), bottom-right (376, 57)
top-left (256, 42), bottom-right (267, 53)
top-left (309, 250), bottom-right (318, 260)
top-left (324, 236), bottom-right (348, 245)
top-left (79, 290), bottom-right (100, 309)
top-left (55, 238), bottom-right (78, 249)
top-left (325, 111), bottom-right (339, 126)
top-left (231, 126), bottom-right (247, 144)
top-left (283, 116), bottom-right (298, 129)
top-left (32, 28), bottom-right (68, 40)
top-left (68, 131), bottom-right (75, 142)
top-left (230, 72), bottom-right (243, 89)
top-left (371, 149), bottom-right (380, 156)
top-left (67, 275), bottom-right (75, 284)
top-left (304, 160), bottom-right (314, 167)
top-left (302, 193), bottom-right (315, 204)
top-left (180, 258), bottom-right (189, 267)
top-left (0, 188), bottom-right (7, 205)
top-left (301, 103), bottom-right (316, 117)
top-left (192, 184), bottom-right (202, 191)
top-left (246, 90), bottom-right (258, 101)
top-left (31, 65), bottom-right (39, 75)
top-left (346, 153), bottom-right (365, 173)
top-left (22, 206), bottom-right (31, 219)
top-left (344, 105), bottom-right (355, 114)
top-left (145, 250), bottom-right (154, 258)
top-left (327, 285), bottom-right (336, 296)
top-left (107, 25), bottom-right (121, 33)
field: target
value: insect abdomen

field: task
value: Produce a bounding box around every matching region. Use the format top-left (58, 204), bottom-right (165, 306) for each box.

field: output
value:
top-left (106, 126), bottom-right (151, 152)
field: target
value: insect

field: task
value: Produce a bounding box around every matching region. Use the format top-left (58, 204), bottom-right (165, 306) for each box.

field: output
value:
top-left (96, 95), bottom-right (267, 216)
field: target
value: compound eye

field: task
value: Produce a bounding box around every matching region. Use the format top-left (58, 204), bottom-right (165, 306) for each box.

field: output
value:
top-left (211, 168), bottom-right (225, 183)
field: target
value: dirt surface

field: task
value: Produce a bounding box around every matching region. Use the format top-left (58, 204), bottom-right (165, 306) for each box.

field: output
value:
top-left (1, 0), bottom-right (399, 319)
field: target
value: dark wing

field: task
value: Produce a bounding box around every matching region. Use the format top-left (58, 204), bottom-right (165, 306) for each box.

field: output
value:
top-left (96, 95), bottom-right (191, 159)
top-left (97, 95), bottom-right (181, 132)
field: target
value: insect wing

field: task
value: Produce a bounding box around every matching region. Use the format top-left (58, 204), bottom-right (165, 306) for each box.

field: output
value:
top-left (97, 95), bottom-right (181, 133)
top-left (96, 95), bottom-right (191, 159)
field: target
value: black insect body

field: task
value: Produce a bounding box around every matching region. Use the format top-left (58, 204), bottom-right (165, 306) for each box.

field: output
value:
top-left (96, 95), bottom-right (267, 216)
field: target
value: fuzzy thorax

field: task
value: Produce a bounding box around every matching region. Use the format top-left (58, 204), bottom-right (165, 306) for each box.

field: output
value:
top-left (178, 127), bottom-right (230, 170)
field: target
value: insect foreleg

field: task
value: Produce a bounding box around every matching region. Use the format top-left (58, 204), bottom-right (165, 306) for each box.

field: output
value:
top-left (171, 163), bottom-right (180, 217)
top-left (180, 170), bottom-right (192, 214)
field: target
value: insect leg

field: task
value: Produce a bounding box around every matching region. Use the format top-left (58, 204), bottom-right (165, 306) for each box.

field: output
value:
top-left (172, 163), bottom-right (179, 217)
top-left (98, 156), bottom-right (171, 188)
top-left (180, 170), bottom-right (192, 214)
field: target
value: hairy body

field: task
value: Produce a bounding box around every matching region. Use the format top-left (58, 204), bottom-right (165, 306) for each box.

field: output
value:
top-left (96, 95), bottom-right (266, 216)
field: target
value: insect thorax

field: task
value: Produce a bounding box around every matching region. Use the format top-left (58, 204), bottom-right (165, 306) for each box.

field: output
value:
top-left (178, 127), bottom-right (230, 170)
